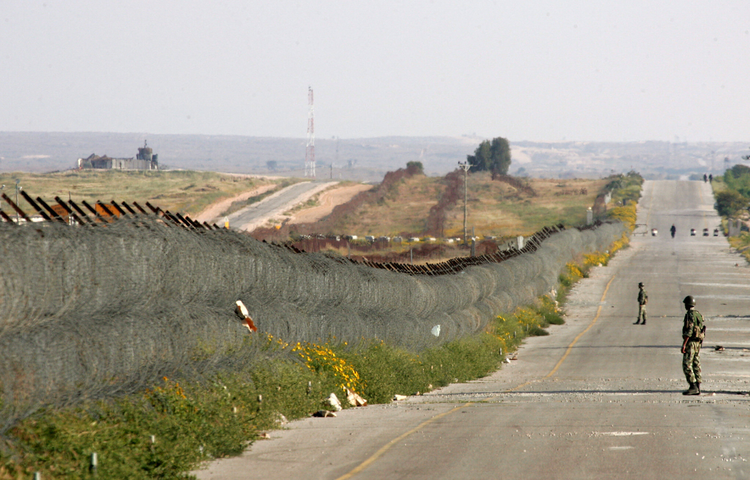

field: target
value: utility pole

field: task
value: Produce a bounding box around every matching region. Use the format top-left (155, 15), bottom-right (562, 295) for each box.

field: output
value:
top-left (458, 160), bottom-right (470, 245)
top-left (305, 86), bottom-right (315, 177)
top-left (330, 136), bottom-right (338, 179)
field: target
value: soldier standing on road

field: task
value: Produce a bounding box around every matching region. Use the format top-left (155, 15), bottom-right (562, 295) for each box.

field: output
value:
top-left (681, 295), bottom-right (706, 395)
top-left (634, 282), bottom-right (648, 325)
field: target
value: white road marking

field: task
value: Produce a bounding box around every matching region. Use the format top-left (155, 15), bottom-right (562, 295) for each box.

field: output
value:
top-left (703, 328), bottom-right (750, 332)
top-left (692, 295), bottom-right (750, 300)
top-left (681, 283), bottom-right (750, 288)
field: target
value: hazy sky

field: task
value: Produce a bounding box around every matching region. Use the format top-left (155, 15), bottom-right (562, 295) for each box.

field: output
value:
top-left (2, 1), bottom-right (749, 142)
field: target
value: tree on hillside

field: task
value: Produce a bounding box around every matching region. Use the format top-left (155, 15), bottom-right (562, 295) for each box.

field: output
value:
top-left (467, 140), bottom-right (491, 173)
top-left (406, 161), bottom-right (424, 174)
top-left (467, 137), bottom-right (511, 174)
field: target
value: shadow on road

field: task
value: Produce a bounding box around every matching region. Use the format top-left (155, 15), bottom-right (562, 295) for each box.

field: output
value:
top-left (496, 389), bottom-right (750, 396)
top-left (536, 344), bottom-right (677, 350)
top-left (426, 389), bottom-right (750, 396)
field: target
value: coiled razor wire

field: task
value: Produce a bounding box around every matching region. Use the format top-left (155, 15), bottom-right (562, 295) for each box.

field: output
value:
top-left (0, 217), bottom-right (624, 429)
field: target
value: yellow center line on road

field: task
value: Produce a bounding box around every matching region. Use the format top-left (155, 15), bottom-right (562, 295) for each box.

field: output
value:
top-left (500, 274), bottom-right (616, 392)
top-left (335, 402), bottom-right (473, 480)
top-left (543, 275), bottom-right (615, 379)
top-left (338, 275), bottom-right (617, 479)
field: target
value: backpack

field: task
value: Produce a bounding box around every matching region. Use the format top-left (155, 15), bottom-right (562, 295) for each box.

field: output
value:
top-left (693, 325), bottom-right (705, 341)
top-left (692, 312), bottom-right (706, 341)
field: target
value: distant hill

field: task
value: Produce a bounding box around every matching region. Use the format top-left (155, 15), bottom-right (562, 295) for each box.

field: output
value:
top-left (512, 140), bottom-right (750, 179)
top-left (1, 132), bottom-right (748, 181)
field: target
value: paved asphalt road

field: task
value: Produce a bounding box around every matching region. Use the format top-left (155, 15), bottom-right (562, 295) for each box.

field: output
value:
top-left (226, 180), bottom-right (335, 232)
top-left (196, 180), bottom-right (750, 480)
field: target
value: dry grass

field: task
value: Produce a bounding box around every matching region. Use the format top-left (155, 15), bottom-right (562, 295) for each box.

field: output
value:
top-left (329, 174), bottom-right (445, 236)
top-left (0, 170), bottom-right (279, 218)
top-left (446, 175), bottom-right (607, 236)
top-left (285, 182), bottom-right (372, 224)
top-left (327, 173), bottom-right (607, 238)
top-left (1, 169), bottom-right (606, 239)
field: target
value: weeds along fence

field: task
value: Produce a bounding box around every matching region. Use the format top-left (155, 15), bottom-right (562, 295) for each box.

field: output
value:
top-left (0, 212), bottom-right (624, 428)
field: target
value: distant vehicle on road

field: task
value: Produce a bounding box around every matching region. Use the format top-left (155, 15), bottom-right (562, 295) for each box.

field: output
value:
top-left (713, 228), bottom-right (719, 236)
top-left (703, 228), bottom-right (709, 236)
top-left (690, 228), bottom-right (697, 236)
top-left (651, 228), bottom-right (658, 236)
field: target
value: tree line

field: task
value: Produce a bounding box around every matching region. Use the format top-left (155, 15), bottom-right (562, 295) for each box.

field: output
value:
top-left (716, 164), bottom-right (750, 217)
top-left (466, 137), bottom-right (511, 175)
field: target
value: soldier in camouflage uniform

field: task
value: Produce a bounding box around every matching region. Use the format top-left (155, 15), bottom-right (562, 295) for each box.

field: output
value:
top-left (681, 295), bottom-right (705, 395)
top-left (634, 282), bottom-right (648, 325)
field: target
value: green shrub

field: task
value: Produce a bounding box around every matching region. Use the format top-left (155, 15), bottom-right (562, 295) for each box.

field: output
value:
top-left (1, 243), bottom-right (627, 479)
top-left (715, 190), bottom-right (749, 217)
top-left (528, 326), bottom-right (550, 336)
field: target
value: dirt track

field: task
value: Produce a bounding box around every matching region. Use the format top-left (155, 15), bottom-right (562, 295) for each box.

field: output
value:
top-left (288, 184), bottom-right (373, 224)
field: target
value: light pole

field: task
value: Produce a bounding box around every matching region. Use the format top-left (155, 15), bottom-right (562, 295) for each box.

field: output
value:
top-left (457, 160), bottom-right (470, 245)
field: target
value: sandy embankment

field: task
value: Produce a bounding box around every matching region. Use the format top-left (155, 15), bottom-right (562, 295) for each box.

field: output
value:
top-left (195, 184), bottom-right (278, 224)
top-left (287, 183), bottom-right (373, 224)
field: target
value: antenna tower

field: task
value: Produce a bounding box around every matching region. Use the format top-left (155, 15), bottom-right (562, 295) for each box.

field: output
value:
top-left (305, 86), bottom-right (315, 177)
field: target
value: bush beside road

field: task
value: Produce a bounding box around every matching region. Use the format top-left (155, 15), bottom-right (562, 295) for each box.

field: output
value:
top-left (0, 239), bottom-right (626, 479)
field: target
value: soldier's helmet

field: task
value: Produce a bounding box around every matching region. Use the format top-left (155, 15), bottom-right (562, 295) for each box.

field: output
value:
top-left (683, 295), bottom-right (696, 307)
top-left (638, 282), bottom-right (644, 287)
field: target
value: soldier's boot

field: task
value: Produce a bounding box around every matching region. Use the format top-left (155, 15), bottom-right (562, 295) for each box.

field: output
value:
top-left (683, 383), bottom-right (700, 395)
top-left (696, 383), bottom-right (701, 394)
top-left (641, 318), bottom-right (646, 325)
top-left (633, 319), bottom-right (641, 325)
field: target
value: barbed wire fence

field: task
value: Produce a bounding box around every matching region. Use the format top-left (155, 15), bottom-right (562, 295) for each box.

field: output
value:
top-left (0, 213), bottom-right (624, 430)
